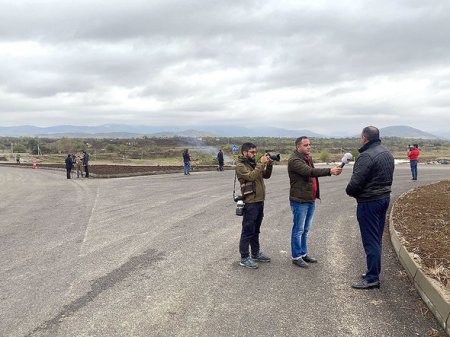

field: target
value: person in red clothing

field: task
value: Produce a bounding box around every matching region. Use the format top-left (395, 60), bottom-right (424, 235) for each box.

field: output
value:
top-left (407, 144), bottom-right (420, 180)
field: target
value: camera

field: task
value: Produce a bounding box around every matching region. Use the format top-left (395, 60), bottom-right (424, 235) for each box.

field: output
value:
top-left (236, 200), bottom-right (244, 216)
top-left (265, 152), bottom-right (281, 161)
top-left (234, 195), bottom-right (245, 216)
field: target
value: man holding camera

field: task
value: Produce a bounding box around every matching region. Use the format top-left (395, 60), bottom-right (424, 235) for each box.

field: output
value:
top-left (288, 136), bottom-right (342, 268)
top-left (236, 142), bottom-right (273, 269)
top-left (407, 144), bottom-right (420, 180)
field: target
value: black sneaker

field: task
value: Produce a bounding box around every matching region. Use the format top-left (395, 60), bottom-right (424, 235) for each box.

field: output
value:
top-left (351, 279), bottom-right (380, 289)
top-left (302, 255), bottom-right (317, 263)
top-left (292, 258), bottom-right (309, 268)
top-left (252, 252), bottom-right (271, 263)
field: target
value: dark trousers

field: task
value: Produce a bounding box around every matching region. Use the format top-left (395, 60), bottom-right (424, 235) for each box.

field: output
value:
top-left (357, 197), bottom-right (390, 283)
top-left (239, 202), bottom-right (264, 259)
top-left (84, 165), bottom-right (89, 178)
top-left (66, 168), bottom-right (71, 179)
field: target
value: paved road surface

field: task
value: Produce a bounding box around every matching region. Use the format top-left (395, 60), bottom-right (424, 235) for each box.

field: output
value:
top-left (1, 165), bottom-right (449, 336)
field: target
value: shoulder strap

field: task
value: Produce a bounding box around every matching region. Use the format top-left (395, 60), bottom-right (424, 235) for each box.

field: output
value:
top-left (233, 170), bottom-right (238, 200)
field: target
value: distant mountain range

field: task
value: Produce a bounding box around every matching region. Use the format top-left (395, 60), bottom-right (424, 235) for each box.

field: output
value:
top-left (0, 124), bottom-right (324, 138)
top-left (0, 124), bottom-right (447, 139)
top-left (379, 125), bottom-right (440, 139)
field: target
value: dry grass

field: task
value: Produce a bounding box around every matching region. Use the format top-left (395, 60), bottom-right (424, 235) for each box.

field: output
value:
top-left (425, 263), bottom-right (450, 289)
top-left (427, 327), bottom-right (440, 337)
top-left (392, 181), bottom-right (450, 290)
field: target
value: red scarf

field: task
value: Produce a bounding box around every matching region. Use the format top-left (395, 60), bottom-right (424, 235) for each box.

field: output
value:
top-left (305, 155), bottom-right (317, 200)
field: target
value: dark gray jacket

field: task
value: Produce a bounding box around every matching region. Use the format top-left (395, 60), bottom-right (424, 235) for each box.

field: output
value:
top-left (346, 140), bottom-right (394, 202)
top-left (65, 156), bottom-right (73, 169)
top-left (82, 152), bottom-right (89, 166)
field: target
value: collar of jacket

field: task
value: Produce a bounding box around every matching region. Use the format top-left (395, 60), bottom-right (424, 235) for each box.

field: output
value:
top-left (359, 139), bottom-right (381, 153)
top-left (237, 155), bottom-right (256, 168)
top-left (293, 150), bottom-right (310, 161)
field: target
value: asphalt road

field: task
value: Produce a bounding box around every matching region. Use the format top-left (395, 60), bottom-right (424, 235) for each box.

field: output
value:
top-left (1, 164), bottom-right (449, 337)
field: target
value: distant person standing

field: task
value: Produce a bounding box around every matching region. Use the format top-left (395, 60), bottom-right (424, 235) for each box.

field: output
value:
top-left (16, 154), bottom-right (20, 164)
top-left (346, 126), bottom-right (394, 289)
top-left (183, 149), bottom-right (191, 175)
top-left (82, 150), bottom-right (90, 178)
top-left (407, 144), bottom-right (420, 180)
top-left (217, 149), bottom-right (224, 171)
top-left (65, 154), bottom-right (73, 179)
top-left (75, 154), bottom-right (83, 178)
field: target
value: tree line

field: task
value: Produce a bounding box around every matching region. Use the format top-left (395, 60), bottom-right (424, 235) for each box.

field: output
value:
top-left (1, 136), bottom-right (449, 163)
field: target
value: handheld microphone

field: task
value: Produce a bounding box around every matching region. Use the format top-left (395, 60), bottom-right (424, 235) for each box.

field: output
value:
top-left (339, 153), bottom-right (353, 168)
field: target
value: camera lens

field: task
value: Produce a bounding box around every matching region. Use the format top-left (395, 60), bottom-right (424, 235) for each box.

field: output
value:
top-left (266, 152), bottom-right (281, 161)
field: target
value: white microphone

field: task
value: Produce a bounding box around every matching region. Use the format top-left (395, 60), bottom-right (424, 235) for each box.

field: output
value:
top-left (339, 153), bottom-right (353, 168)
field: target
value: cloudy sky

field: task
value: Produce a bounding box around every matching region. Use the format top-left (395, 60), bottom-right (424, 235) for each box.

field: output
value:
top-left (1, 0), bottom-right (449, 135)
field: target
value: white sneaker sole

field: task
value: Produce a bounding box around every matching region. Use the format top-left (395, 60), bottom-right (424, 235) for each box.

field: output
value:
top-left (239, 262), bottom-right (258, 269)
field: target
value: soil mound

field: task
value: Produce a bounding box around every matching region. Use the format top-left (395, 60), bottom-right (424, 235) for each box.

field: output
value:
top-left (392, 181), bottom-right (450, 289)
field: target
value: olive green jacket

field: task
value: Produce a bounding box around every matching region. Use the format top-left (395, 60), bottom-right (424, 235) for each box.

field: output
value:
top-left (236, 155), bottom-right (273, 203)
top-left (288, 151), bottom-right (331, 202)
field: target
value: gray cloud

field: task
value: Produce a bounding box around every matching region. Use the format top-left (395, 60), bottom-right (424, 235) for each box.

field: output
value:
top-left (0, 0), bottom-right (449, 134)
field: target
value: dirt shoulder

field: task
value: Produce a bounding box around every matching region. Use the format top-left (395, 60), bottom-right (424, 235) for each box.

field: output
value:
top-left (392, 180), bottom-right (450, 290)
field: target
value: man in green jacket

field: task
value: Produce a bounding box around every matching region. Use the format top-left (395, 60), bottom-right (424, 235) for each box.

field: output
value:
top-left (236, 142), bottom-right (273, 269)
top-left (288, 136), bottom-right (342, 268)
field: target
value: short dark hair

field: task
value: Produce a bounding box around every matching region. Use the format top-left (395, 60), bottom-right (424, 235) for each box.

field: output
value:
top-left (241, 142), bottom-right (256, 154)
top-left (362, 126), bottom-right (380, 142)
top-left (413, 144), bottom-right (418, 148)
top-left (295, 136), bottom-right (308, 146)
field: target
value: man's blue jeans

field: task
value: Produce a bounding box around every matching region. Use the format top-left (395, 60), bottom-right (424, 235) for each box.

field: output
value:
top-left (357, 197), bottom-right (390, 283)
top-left (290, 200), bottom-right (315, 259)
top-left (184, 161), bottom-right (191, 175)
top-left (410, 160), bottom-right (417, 180)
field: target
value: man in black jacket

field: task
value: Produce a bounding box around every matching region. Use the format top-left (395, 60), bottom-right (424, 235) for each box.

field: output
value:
top-left (217, 149), bottom-right (224, 171)
top-left (65, 154), bottom-right (73, 179)
top-left (346, 126), bottom-right (394, 289)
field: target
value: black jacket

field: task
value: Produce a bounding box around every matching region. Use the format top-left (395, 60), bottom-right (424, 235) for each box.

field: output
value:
top-left (346, 140), bottom-right (394, 202)
top-left (183, 152), bottom-right (190, 163)
top-left (217, 151), bottom-right (224, 164)
top-left (82, 153), bottom-right (89, 166)
top-left (65, 156), bottom-right (73, 169)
